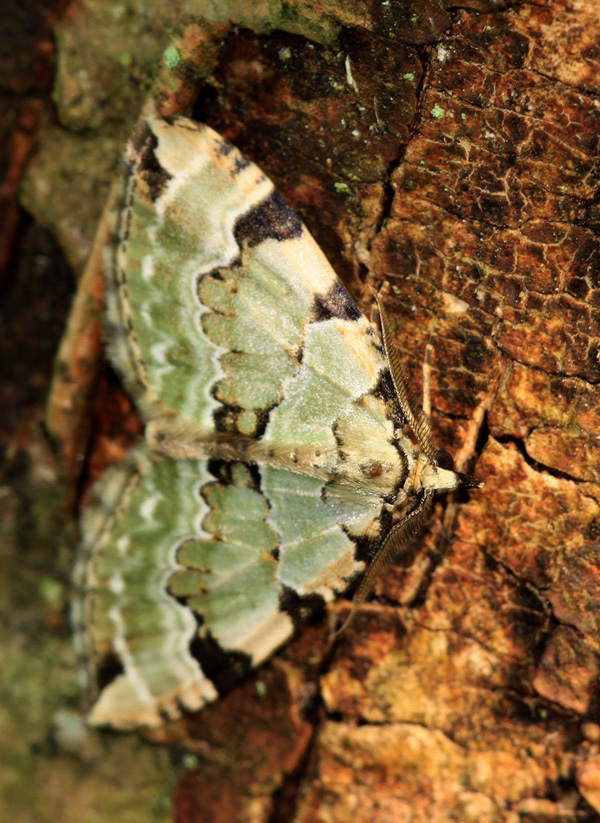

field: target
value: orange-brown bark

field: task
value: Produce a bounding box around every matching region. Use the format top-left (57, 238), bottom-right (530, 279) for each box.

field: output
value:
top-left (20, 2), bottom-right (600, 821)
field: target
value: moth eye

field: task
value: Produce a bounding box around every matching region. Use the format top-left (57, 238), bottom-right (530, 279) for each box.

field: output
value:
top-left (436, 450), bottom-right (454, 471)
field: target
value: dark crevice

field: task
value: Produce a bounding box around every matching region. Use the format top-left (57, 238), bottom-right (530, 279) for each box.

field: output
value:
top-left (266, 720), bottom-right (317, 823)
top-left (266, 631), bottom-right (342, 823)
top-left (496, 433), bottom-right (586, 483)
top-left (474, 409), bottom-right (490, 460)
top-left (371, 43), bottom-right (432, 244)
top-left (372, 146), bottom-right (403, 240)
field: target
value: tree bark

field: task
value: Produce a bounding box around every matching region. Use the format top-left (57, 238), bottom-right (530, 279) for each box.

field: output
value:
top-left (8, 1), bottom-right (600, 822)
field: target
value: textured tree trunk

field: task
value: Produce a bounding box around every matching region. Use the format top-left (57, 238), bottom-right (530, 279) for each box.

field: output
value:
top-left (7, 1), bottom-right (600, 821)
top-left (169, 7), bottom-right (600, 821)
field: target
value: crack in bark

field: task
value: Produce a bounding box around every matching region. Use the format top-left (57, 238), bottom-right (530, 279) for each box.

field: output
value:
top-left (496, 433), bottom-right (588, 483)
top-left (374, 47), bottom-right (432, 241)
top-left (266, 717), bottom-right (318, 823)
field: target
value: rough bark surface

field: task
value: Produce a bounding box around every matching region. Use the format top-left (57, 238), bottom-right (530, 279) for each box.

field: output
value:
top-left (3, 1), bottom-right (600, 822)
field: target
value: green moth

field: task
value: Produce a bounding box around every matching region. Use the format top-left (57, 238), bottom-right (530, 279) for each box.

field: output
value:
top-left (72, 105), bottom-right (480, 729)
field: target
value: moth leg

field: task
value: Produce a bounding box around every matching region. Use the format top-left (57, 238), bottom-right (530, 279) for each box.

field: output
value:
top-left (334, 490), bottom-right (434, 637)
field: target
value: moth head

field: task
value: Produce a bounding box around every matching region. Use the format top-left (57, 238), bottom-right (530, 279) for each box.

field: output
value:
top-left (417, 450), bottom-right (483, 493)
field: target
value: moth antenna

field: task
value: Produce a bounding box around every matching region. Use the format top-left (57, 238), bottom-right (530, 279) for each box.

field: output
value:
top-left (369, 288), bottom-right (438, 464)
top-left (334, 490), bottom-right (434, 638)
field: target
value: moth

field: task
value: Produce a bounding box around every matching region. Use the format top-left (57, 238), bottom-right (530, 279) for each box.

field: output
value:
top-left (72, 104), bottom-right (481, 729)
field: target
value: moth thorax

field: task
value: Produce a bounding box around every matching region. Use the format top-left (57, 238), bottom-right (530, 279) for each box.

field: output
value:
top-left (418, 455), bottom-right (462, 493)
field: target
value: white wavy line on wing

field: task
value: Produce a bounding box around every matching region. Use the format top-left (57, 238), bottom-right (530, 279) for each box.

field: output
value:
top-left (108, 604), bottom-right (154, 705)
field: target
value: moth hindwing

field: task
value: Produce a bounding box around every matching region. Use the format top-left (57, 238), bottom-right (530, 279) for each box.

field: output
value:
top-left (72, 106), bottom-right (474, 729)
